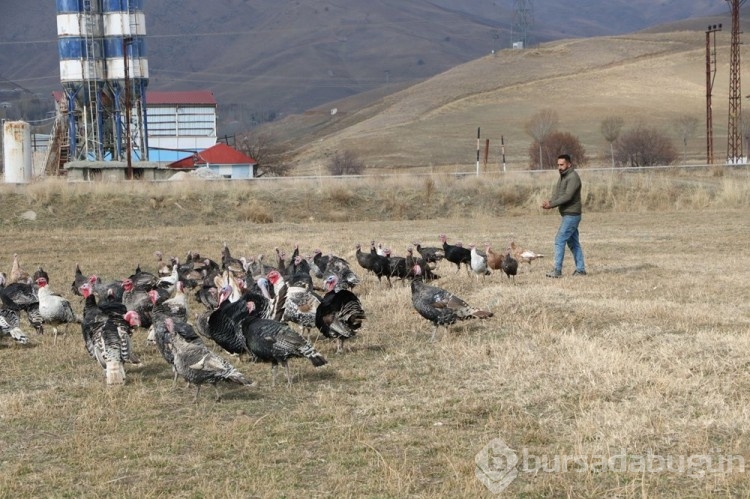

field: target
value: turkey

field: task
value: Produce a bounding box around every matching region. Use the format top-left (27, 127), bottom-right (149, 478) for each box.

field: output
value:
top-left (501, 251), bottom-right (519, 284)
top-left (36, 277), bottom-right (81, 342)
top-left (33, 266), bottom-right (50, 285)
top-left (469, 244), bottom-right (491, 281)
top-left (0, 281), bottom-right (44, 334)
top-left (508, 241), bottom-right (545, 267)
top-left (122, 277), bottom-right (155, 328)
top-left (154, 250), bottom-right (172, 277)
top-left (88, 274), bottom-right (124, 302)
top-left (412, 242), bottom-right (445, 268)
top-left (79, 282), bottom-right (141, 385)
top-left (270, 270), bottom-right (322, 337)
top-left (0, 308), bottom-right (29, 344)
top-left (147, 281), bottom-right (198, 344)
top-left (160, 317), bottom-right (254, 402)
top-left (440, 234), bottom-right (472, 274)
top-left (484, 244), bottom-right (504, 271)
top-left (286, 254), bottom-right (315, 290)
top-left (315, 274), bottom-right (366, 353)
top-left (405, 247), bottom-right (440, 281)
top-left (311, 250), bottom-right (359, 289)
top-left (355, 243), bottom-right (391, 287)
top-left (9, 253), bottom-right (31, 284)
top-left (221, 242), bottom-right (246, 276)
top-left (70, 263), bottom-right (88, 296)
top-left (243, 301), bottom-right (328, 386)
top-left (384, 248), bottom-right (410, 283)
top-left (410, 264), bottom-right (493, 340)
top-left (127, 264), bottom-right (159, 291)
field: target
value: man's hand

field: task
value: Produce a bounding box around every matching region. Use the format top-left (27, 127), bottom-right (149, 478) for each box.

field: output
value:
top-left (542, 200), bottom-right (551, 210)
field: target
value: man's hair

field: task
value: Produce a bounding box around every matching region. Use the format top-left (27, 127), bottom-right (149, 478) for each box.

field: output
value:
top-left (558, 154), bottom-right (571, 163)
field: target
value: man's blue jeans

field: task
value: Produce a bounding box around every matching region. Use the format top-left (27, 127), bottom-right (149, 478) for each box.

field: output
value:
top-left (553, 214), bottom-right (585, 273)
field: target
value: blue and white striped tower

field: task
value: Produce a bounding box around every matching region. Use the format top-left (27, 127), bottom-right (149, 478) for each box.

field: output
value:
top-left (56, 0), bottom-right (149, 162)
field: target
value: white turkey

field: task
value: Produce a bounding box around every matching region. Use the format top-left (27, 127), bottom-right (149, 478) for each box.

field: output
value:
top-left (469, 243), bottom-right (491, 281)
top-left (410, 264), bottom-right (493, 340)
top-left (36, 277), bottom-right (81, 342)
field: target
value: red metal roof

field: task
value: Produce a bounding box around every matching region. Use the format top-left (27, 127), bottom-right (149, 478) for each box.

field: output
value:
top-left (168, 143), bottom-right (257, 169)
top-left (146, 90), bottom-right (217, 105)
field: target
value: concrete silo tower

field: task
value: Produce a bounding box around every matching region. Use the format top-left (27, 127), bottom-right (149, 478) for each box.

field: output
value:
top-left (55, 0), bottom-right (149, 165)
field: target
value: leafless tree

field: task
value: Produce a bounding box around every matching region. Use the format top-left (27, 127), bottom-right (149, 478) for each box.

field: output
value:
top-left (327, 150), bottom-right (365, 175)
top-left (529, 131), bottom-right (586, 169)
top-left (236, 131), bottom-right (291, 177)
top-left (672, 115), bottom-right (699, 164)
top-left (600, 116), bottom-right (625, 167)
top-left (524, 109), bottom-right (559, 169)
top-left (614, 126), bottom-right (678, 167)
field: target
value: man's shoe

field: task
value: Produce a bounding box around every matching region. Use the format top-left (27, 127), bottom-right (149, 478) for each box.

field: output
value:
top-left (546, 271), bottom-right (562, 278)
top-left (572, 270), bottom-right (587, 276)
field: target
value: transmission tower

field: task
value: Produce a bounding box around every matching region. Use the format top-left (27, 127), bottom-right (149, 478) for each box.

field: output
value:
top-left (511, 0), bottom-right (534, 49)
top-left (726, 0), bottom-right (746, 164)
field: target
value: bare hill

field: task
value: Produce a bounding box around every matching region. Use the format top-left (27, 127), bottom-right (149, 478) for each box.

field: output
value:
top-left (0, 0), bottom-right (726, 131)
top-left (263, 24), bottom-right (743, 173)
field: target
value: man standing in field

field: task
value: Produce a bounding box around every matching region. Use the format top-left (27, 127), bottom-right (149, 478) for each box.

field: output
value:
top-left (542, 154), bottom-right (586, 278)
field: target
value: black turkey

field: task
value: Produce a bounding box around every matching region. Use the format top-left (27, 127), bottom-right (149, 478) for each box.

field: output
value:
top-left (410, 264), bottom-right (493, 340)
top-left (501, 252), bottom-right (519, 284)
top-left (440, 234), bottom-right (472, 274)
top-left (355, 243), bottom-right (391, 287)
top-left (315, 274), bottom-right (366, 353)
top-left (412, 241), bottom-right (445, 268)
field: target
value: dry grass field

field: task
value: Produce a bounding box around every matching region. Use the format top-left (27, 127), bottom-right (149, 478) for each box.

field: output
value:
top-left (0, 170), bottom-right (749, 497)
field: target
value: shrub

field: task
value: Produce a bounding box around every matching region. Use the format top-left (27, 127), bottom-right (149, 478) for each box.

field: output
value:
top-left (528, 131), bottom-right (587, 169)
top-left (327, 150), bottom-right (365, 175)
top-left (614, 126), bottom-right (678, 167)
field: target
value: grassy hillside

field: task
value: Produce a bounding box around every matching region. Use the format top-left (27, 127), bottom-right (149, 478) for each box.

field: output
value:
top-left (0, 172), bottom-right (748, 497)
top-left (262, 28), bottom-right (744, 174)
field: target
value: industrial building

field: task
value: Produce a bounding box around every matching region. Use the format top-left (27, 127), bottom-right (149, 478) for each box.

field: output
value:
top-left (21, 0), bottom-right (254, 182)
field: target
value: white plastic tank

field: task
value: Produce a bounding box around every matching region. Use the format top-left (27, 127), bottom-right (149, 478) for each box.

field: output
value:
top-left (3, 121), bottom-right (33, 183)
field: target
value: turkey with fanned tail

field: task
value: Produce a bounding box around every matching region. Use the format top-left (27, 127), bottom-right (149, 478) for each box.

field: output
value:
top-left (315, 274), bottom-right (366, 353)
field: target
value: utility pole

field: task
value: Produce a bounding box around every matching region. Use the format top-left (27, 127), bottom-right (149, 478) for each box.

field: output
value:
top-left (706, 24), bottom-right (722, 165)
top-left (726, 0), bottom-right (746, 164)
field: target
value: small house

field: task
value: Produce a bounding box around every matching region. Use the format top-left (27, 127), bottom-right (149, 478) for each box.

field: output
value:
top-left (168, 143), bottom-right (258, 179)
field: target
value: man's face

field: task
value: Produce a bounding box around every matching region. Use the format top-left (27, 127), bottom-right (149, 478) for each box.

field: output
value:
top-left (557, 158), bottom-right (571, 174)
